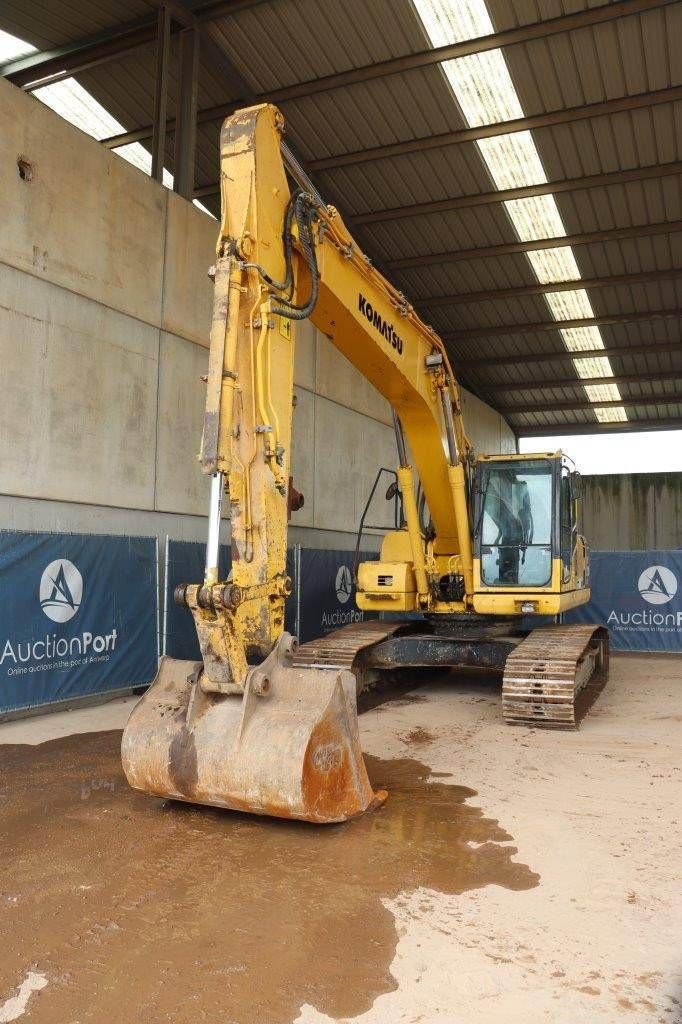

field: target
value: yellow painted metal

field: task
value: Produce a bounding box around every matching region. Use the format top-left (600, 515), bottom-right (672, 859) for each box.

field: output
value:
top-left (356, 559), bottom-right (417, 612)
top-left (396, 465), bottom-right (430, 604)
top-left (472, 587), bottom-right (591, 616)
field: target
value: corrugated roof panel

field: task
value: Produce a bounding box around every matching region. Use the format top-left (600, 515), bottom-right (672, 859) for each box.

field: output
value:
top-left (364, 204), bottom-right (518, 261)
top-left (280, 68), bottom-right (467, 163)
top-left (210, 0), bottom-right (430, 93)
top-left (0, 0), bottom-right (150, 48)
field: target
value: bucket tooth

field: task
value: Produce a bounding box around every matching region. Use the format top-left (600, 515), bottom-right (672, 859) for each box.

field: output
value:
top-left (121, 634), bottom-right (383, 823)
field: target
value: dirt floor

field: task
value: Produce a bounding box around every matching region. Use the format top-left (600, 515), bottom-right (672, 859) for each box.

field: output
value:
top-left (0, 653), bottom-right (680, 1024)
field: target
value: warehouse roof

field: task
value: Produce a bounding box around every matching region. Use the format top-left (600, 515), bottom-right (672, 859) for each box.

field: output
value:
top-left (1, 0), bottom-right (680, 437)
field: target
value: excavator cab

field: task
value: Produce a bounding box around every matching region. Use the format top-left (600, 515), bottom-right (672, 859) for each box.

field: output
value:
top-left (470, 453), bottom-right (590, 615)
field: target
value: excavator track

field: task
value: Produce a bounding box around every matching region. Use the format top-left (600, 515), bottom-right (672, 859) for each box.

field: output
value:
top-left (502, 623), bottom-right (609, 728)
top-left (292, 619), bottom-right (609, 729)
top-left (291, 619), bottom-right (407, 671)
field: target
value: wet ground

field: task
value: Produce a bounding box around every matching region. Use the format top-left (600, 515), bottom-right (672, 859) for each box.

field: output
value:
top-left (0, 728), bottom-right (537, 1024)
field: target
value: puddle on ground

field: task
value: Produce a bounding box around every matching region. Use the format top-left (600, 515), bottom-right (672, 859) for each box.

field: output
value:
top-left (0, 730), bottom-right (538, 1024)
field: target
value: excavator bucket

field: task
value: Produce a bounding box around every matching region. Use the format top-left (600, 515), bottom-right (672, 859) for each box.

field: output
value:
top-left (121, 635), bottom-right (384, 823)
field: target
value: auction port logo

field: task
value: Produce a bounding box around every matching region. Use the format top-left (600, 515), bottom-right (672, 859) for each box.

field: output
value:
top-left (637, 565), bottom-right (678, 606)
top-left (335, 565), bottom-right (352, 604)
top-left (39, 559), bottom-right (83, 623)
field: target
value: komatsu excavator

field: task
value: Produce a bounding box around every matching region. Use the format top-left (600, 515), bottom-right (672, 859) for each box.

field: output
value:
top-left (122, 104), bottom-right (608, 824)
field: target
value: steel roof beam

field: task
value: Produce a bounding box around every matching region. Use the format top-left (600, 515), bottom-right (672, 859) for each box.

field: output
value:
top-left (443, 307), bottom-right (682, 341)
top-left (95, 0), bottom-right (679, 153)
top-left (0, 0), bottom-right (264, 90)
top-left (351, 162), bottom-right (682, 226)
top-left (192, 160), bottom-right (682, 212)
top-left (519, 416), bottom-right (682, 436)
top-left (422, 267), bottom-right (681, 308)
top-left (245, 0), bottom-right (674, 101)
top-left (308, 86), bottom-right (682, 173)
top-left (501, 394), bottom-right (682, 414)
top-left (454, 339), bottom-right (682, 371)
top-left (483, 369), bottom-right (682, 391)
top-left (385, 220), bottom-right (682, 272)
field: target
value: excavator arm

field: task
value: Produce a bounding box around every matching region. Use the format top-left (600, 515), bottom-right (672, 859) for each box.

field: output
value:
top-left (190, 103), bottom-right (475, 696)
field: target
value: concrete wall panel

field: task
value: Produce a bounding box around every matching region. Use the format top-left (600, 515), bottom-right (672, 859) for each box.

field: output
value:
top-left (582, 474), bottom-right (682, 551)
top-left (0, 265), bottom-right (158, 509)
top-left (155, 332), bottom-right (209, 516)
top-left (0, 84), bottom-right (165, 327)
top-left (460, 387), bottom-right (517, 456)
top-left (313, 397), bottom-right (396, 534)
top-left (162, 192), bottom-right (215, 346)
top-left (293, 318), bottom-right (316, 390)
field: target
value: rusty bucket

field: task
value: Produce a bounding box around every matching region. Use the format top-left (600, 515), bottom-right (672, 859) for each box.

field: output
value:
top-left (121, 634), bottom-right (384, 823)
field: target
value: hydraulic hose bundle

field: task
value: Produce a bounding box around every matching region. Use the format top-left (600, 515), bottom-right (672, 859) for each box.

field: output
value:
top-left (240, 189), bottom-right (320, 320)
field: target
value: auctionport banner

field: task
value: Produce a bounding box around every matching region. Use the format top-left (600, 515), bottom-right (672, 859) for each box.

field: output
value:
top-left (0, 531), bottom-right (158, 714)
top-left (566, 550), bottom-right (682, 653)
top-left (298, 548), bottom-right (379, 643)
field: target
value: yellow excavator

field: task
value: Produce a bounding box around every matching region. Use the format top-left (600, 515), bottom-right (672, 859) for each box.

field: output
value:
top-left (121, 104), bottom-right (608, 824)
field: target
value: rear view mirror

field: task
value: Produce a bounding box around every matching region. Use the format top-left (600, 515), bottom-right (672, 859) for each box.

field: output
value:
top-left (385, 481), bottom-right (399, 500)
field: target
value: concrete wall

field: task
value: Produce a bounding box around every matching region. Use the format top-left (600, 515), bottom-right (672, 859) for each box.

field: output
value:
top-left (0, 78), bottom-right (515, 551)
top-left (582, 474), bottom-right (682, 551)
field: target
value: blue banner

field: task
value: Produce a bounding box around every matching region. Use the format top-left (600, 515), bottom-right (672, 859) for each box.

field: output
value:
top-left (566, 551), bottom-right (682, 652)
top-left (0, 531), bottom-right (158, 714)
top-left (164, 540), bottom-right (296, 659)
top-left (298, 548), bottom-right (379, 643)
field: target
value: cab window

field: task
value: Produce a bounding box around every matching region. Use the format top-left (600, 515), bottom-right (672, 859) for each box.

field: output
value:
top-left (480, 460), bottom-right (552, 587)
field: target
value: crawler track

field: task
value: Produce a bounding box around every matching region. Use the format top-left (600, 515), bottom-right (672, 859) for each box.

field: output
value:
top-left (291, 619), bottom-right (406, 670)
top-left (502, 624), bottom-right (609, 728)
top-left (292, 619), bottom-right (609, 729)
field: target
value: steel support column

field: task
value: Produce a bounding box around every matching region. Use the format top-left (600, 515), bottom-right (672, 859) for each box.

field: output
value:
top-left (151, 6), bottom-right (171, 183)
top-left (174, 27), bottom-right (200, 199)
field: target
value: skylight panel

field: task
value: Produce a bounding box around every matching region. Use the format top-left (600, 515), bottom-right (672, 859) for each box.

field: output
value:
top-left (572, 356), bottom-right (613, 378)
top-left (560, 326), bottom-right (604, 351)
top-left (478, 133), bottom-right (547, 189)
top-left (527, 247), bottom-right (582, 285)
top-left (545, 289), bottom-right (596, 322)
top-left (412, 0), bottom-right (627, 424)
top-left (414, 0), bottom-right (494, 45)
top-left (442, 52), bottom-right (524, 126)
top-left (2, 29), bottom-right (174, 192)
top-left (34, 79), bottom-right (124, 140)
top-left (0, 29), bottom-right (36, 62)
top-left (595, 407), bottom-right (629, 423)
top-left (503, 195), bottom-right (566, 240)
top-left (584, 382), bottom-right (623, 403)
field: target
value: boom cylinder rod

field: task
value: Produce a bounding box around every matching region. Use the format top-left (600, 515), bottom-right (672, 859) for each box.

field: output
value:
top-left (439, 388), bottom-right (459, 466)
top-left (205, 472), bottom-right (224, 585)
top-left (397, 465), bottom-right (430, 604)
top-left (392, 410), bottom-right (408, 468)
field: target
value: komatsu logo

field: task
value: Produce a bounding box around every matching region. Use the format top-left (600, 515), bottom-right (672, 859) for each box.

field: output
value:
top-left (637, 565), bottom-right (677, 605)
top-left (39, 559), bottom-right (83, 622)
top-left (358, 294), bottom-right (403, 354)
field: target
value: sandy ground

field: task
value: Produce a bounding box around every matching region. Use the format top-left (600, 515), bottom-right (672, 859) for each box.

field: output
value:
top-left (0, 653), bottom-right (680, 1024)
